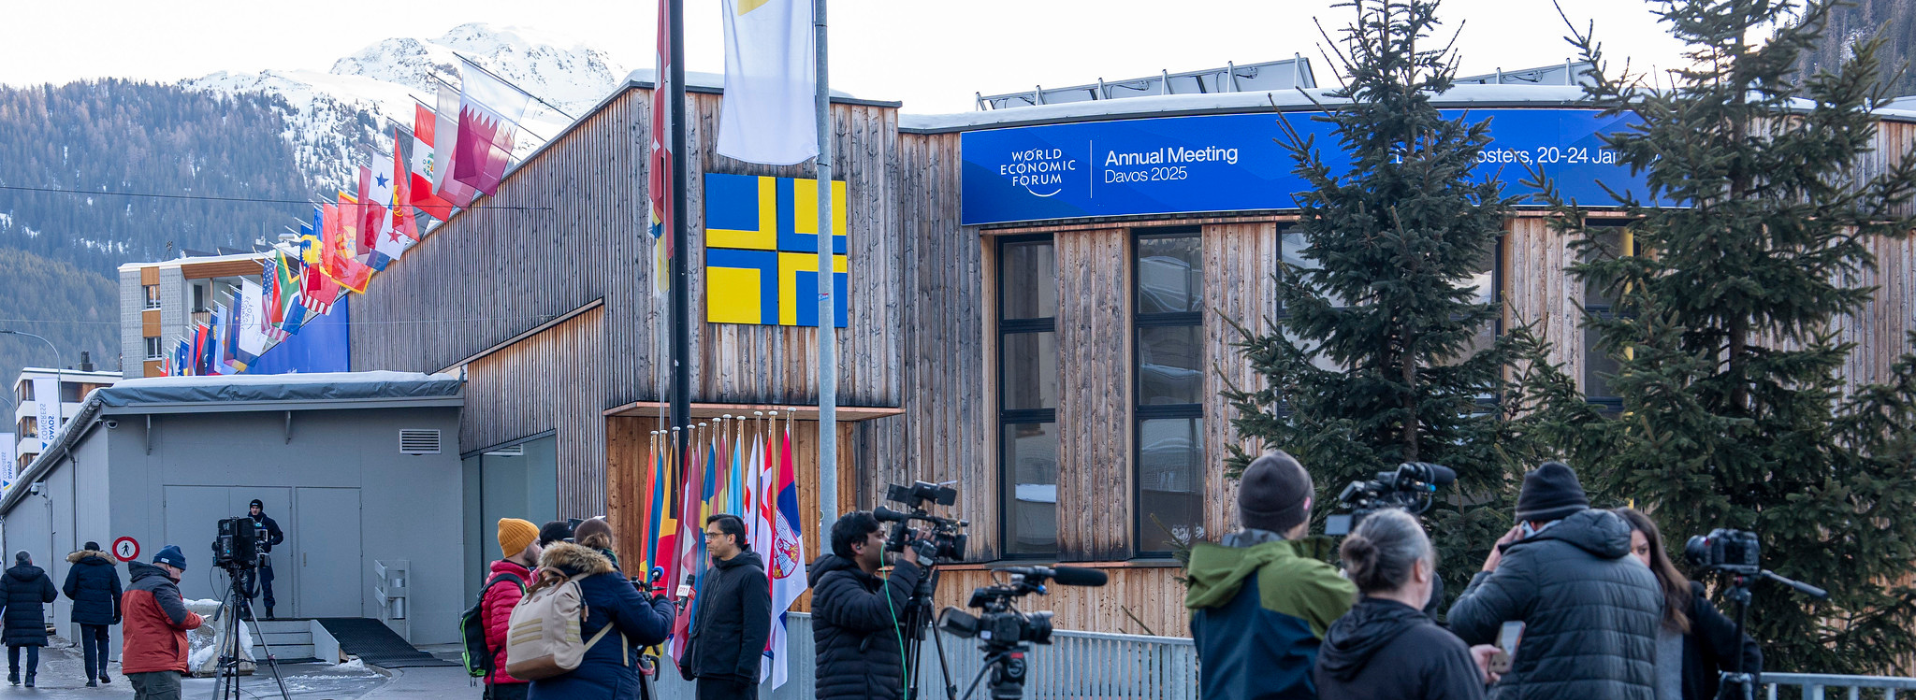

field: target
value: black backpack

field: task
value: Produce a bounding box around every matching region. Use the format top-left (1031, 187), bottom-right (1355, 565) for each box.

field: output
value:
top-left (459, 572), bottom-right (526, 679)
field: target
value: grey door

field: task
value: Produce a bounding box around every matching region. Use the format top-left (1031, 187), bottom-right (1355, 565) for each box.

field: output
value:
top-left (230, 488), bottom-right (292, 612)
top-left (163, 486), bottom-right (232, 603)
top-left (294, 488), bottom-right (361, 617)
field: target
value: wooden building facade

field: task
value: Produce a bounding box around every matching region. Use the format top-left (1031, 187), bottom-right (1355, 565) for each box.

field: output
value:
top-left (349, 75), bottom-right (1915, 635)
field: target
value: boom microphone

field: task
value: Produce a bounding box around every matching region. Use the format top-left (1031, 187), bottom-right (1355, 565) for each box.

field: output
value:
top-left (1403, 462), bottom-right (1457, 487)
top-left (996, 566), bottom-right (1109, 587)
top-left (873, 506), bottom-right (912, 523)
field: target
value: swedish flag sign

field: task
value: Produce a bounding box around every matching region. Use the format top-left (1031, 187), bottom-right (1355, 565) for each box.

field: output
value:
top-left (704, 173), bottom-right (849, 327)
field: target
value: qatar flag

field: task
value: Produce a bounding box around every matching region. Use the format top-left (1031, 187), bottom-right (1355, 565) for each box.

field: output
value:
top-left (452, 58), bottom-right (531, 197)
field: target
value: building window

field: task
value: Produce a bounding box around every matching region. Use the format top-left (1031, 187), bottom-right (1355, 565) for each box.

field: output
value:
top-left (145, 337), bottom-right (164, 360)
top-left (998, 236), bottom-right (1058, 557)
top-left (1135, 229), bottom-right (1205, 555)
top-left (462, 434), bottom-right (559, 599)
top-left (192, 283), bottom-right (206, 313)
top-left (17, 417), bottom-right (34, 439)
top-left (144, 284), bottom-right (161, 310)
top-left (1584, 225), bottom-right (1630, 411)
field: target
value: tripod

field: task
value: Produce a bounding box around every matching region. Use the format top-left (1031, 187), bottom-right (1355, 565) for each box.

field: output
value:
top-left (1713, 568), bottom-right (1827, 700)
top-left (211, 563), bottom-right (292, 700)
top-left (899, 565), bottom-right (959, 700)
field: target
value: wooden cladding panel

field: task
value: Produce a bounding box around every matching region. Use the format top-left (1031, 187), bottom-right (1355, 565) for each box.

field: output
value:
top-left (1502, 217), bottom-right (1584, 384)
top-left (463, 307), bottom-right (608, 517)
top-left (1200, 223), bottom-right (1277, 542)
top-left (1053, 228), bottom-right (1133, 561)
top-left (139, 266), bottom-right (158, 285)
top-left (930, 566), bottom-right (1189, 638)
top-left (141, 309), bottom-right (160, 338)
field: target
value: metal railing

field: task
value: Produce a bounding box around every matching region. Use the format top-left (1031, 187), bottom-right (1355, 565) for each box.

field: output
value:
top-left (650, 613), bottom-right (1912, 700)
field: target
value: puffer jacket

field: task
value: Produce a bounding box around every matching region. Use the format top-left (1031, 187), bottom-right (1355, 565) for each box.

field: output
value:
top-left (1446, 509), bottom-right (1662, 700)
top-left (680, 549), bottom-right (771, 684)
top-left (807, 553), bottom-right (921, 700)
top-left (120, 561), bottom-right (203, 674)
top-left (0, 564), bottom-right (58, 646)
top-left (480, 559), bottom-right (532, 685)
top-left (63, 549), bottom-right (123, 626)
top-left (1185, 532), bottom-right (1356, 700)
top-left (526, 543), bottom-right (675, 700)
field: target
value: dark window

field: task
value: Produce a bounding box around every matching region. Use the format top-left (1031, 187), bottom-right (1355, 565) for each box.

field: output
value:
top-left (1584, 226), bottom-right (1629, 411)
top-left (144, 285), bottom-right (161, 310)
top-left (1135, 229), bottom-right (1205, 555)
top-left (192, 284), bottom-right (206, 313)
top-left (999, 236), bottom-right (1058, 557)
top-left (145, 337), bottom-right (163, 359)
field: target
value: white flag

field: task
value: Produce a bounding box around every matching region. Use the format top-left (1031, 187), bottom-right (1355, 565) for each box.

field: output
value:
top-left (0, 433), bottom-right (15, 492)
top-left (32, 375), bottom-right (58, 451)
top-left (718, 0), bottom-right (818, 165)
top-left (237, 279), bottom-right (269, 357)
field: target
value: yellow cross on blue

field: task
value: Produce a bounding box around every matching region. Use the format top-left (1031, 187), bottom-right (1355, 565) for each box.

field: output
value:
top-left (703, 173), bottom-right (849, 327)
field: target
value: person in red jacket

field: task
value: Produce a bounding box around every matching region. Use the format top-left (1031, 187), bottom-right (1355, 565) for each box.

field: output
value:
top-left (483, 518), bottom-right (542, 700)
top-left (121, 545), bottom-right (203, 700)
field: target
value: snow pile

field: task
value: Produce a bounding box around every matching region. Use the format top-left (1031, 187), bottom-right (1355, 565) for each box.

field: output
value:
top-left (184, 601), bottom-right (255, 674)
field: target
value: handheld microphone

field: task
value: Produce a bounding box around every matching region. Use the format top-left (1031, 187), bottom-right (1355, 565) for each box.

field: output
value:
top-left (676, 574), bottom-right (694, 600)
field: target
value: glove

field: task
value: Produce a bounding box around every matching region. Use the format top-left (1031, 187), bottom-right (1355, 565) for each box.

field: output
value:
top-left (650, 593), bottom-right (670, 607)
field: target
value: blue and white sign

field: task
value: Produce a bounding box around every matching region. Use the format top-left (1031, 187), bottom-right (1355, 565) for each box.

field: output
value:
top-left (961, 109), bottom-right (1651, 226)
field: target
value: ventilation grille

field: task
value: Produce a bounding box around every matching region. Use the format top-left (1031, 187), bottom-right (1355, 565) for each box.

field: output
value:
top-left (398, 429), bottom-right (441, 455)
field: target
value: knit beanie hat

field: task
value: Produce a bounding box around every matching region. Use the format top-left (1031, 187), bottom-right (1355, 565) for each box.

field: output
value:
top-left (1238, 451), bottom-right (1315, 535)
top-left (572, 517), bottom-right (614, 549)
top-left (538, 520), bottom-right (574, 546)
top-left (83, 541), bottom-right (100, 552)
top-left (153, 545), bottom-right (186, 570)
top-left (498, 518), bottom-right (539, 559)
top-left (250, 499), bottom-right (264, 510)
top-left (1515, 461), bottom-right (1589, 524)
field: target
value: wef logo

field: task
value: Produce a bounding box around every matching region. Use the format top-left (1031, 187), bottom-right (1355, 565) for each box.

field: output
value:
top-left (998, 147), bottom-right (1078, 197)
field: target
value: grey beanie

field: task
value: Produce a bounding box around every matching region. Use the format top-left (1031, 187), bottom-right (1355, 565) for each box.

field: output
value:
top-left (1238, 451), bottom-right (1315, 534)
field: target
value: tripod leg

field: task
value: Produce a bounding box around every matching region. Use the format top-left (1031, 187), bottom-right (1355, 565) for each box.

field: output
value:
top-left (238, 582), bottom-right (295, 700)
top-left (930, 611), bottom-right (958, 700)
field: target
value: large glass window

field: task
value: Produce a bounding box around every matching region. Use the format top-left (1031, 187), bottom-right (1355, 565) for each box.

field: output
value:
top-left (1584, 225), bottom-right (1629, 411)
top-left (1135, 230), bottom-right (1205, 555)
top-left (998, 237), bottom-right (1058, 556)
top-left (463, 434), bottom-right (559, 598)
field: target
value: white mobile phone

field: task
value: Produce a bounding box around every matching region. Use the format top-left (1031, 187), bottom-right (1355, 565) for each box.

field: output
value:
top-left (1497, 621), bottom-right (1525, 657)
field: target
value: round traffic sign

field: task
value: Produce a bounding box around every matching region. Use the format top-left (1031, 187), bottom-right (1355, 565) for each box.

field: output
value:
top-left (112, 537), bottom-right (140, 562)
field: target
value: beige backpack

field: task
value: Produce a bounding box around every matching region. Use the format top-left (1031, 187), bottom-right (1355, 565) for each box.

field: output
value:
top-left (503, 571), bottom-right (626, 680)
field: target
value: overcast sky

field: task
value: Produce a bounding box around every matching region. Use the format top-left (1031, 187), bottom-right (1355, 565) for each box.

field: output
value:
top-left (2, 0), bottom-right (1690, 114)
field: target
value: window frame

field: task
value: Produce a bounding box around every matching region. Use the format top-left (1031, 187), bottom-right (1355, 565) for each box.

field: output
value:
top-left (996, 233), bottom-right (1059, 559)
top-left (1581, 220), bottom-right (1633, 413)
top-left (1131, 227), bottom-right (1206, 558)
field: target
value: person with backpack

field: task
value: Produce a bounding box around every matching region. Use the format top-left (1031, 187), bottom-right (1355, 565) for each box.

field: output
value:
top-left (469, 518), bottom-right (542, 700)
top-left (0, 551), bottom-right (57, 687)
top-left (516, 538), bottom-right (674, 700)
top-left (64, 541), bottom-right (123, 688)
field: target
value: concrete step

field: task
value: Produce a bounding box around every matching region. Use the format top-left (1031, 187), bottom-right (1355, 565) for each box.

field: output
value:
top-left (251, 643), bottom-right (315, 660)
top-left (251, 620), bottom-right (312, 635)
top-left (254, 631), bottom-right (311, 647)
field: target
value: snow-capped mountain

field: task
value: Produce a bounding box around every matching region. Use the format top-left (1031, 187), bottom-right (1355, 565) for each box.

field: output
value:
top-left (183, 23), bottom-right (627, 191)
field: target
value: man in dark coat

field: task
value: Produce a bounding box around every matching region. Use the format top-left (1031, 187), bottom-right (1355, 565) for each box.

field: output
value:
top-left (0, 551), bottom-right (57, 687)
top-left (678, 514), bottom-right (771, 700)
top-left (64, 541), bottom-right (123, 687)
top-left (244, 499), bottom-right (286, 618)
top-left (808, 511), bottom-right (923, 700)
top-left (1447, 462), bottom-right (1663, 700)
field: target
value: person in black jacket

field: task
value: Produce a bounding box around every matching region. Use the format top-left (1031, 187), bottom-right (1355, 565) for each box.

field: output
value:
top-left (809, 511), bottom-right (923, 700)
top-left (0, 551), bottom-right (57, 687)
top-left (1316, 509), bottom-right (1503, 700)
top-left (243, 499), bottom-right (286, 619)
top-left (1614, 508), bottom-right (1763, 700)
top-left (63, 541), bottom-right (123, 687)
top-left (677, 514), bottom-right (770, 700)
top-left (1447, 462), bottom-right (1663, 700)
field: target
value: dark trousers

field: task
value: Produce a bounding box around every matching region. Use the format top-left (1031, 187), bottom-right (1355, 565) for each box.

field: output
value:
top-left (129, 670), bottom-right (181, 700)
top-left (241, 560), bottom-right (276, 610)
top-left (485, 681), bottom-right (529, 700)
top-left (5, 645), bottom-right (37, 676)
top-left (79, 623), bottom-right (111, 679)
top-left (696, 677), bottom-right (755, 700)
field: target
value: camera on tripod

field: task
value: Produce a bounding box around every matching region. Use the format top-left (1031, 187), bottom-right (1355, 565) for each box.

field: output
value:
top-left (936, 566), bottom-right (1108, 700)
top-left (1685, 528), bottom-right (1762, 575)
top-left (211, 517), bottom-right (266, 569)
top-left (875, 480), bottom-right (970, 562)
top-left (1324, 462), bottom-right (1457, 536)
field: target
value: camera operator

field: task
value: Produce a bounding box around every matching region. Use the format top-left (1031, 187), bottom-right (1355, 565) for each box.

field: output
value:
top-left (1185, 451), bottom-right (1355, 700)
top-left (1446, 462), bottom-right (1662, 700)
top-left (809, 511), bottom-right (924, 700)
top-left (242, 499), bottom-right (285, 619)
top-left (678, 514), bottom-right (770, 700)
top-left (1315, 508), bottom-right (1503, 700)
top-left (1614, 508), bottom-right (1761, 700)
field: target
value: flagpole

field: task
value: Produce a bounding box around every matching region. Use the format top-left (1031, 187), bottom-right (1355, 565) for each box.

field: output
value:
top-left (669, 0), bottom-right (693, 479)
top-left (814, 0), bottom-right (838, 548)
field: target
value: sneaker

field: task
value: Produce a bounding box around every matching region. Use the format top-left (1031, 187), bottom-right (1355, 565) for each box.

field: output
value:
top-left (86, 679), bottom-right (97, 688)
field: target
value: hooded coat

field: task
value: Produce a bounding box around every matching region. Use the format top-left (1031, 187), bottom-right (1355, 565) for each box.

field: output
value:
top-left (807, 553), bottom-right (921, 700)
top-left (479, 558), bottom-right (531, 685)
top-left (63, 549), bottom-right (123, 626)
top-left (1314, 597), bottom-right (1487, 700)
top-left (525, 543), bottom-right (675, 700)
top-left (120, 561), bottom-right (203, 674)
top-left (0, 563), bottom-right (57, 646)
top-left (1184, 535), bottom-right (1356, 700)
top-left (679, 548), bottom-right (771, 684)
top-left (1446, 509), bottom-right (1663, 700)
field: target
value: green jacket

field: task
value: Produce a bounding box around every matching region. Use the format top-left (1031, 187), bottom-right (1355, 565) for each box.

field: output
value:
top-left (1186, 536), bottom-right (1356, 699)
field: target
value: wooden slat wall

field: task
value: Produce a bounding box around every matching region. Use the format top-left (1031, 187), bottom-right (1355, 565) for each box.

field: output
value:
top-left (463, 306), bottom-right (608, 517)
top-left (1053, 228), bottom-right (1133, 561)
top-left (1201, 223), bottom-right (1277, 542)
top-left (1839, 121), bottom-right (1915, 390)
top-left (929, 567), bottom-right (1189, 637)
top-left (1502, 217), bottom-right (1585, 384)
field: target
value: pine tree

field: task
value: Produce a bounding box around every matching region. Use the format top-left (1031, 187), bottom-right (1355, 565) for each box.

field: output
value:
top-left (1223, 0), bottom-right (1547, 595)
top-left (1527, 0), bottom-right (1916, 674)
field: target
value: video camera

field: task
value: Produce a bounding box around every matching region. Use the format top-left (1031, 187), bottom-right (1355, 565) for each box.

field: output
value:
top-left (211, 517), bottom-right (266, 569)
top-left (1324, 462), bottom-right (1457, 536)
top-left (937, 566), bottom-right (1108, 699)
top-left (1680, 529), bottom-right (1825, 700)
top-left (875, 480), bottom-right (970, 563)
top-left (1685, 528), bottom-right (1762, 575)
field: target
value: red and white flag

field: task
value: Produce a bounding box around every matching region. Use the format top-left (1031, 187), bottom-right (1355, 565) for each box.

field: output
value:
top-left (453, 58), bottom-right (531, 197)
top-left (433, 83), bottom-right (481, 207)
top-left (410, 103), bottom-right (458, 221)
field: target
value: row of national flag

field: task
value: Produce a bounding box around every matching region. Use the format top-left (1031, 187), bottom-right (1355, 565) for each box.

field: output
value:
top-left (164, 58), bottom-right (534, 376)
top-left (636, 413), bottom-right (807, 689)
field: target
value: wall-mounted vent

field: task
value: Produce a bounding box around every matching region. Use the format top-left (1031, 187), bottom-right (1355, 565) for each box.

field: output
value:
top-left (399, 429), bottom-right (442, 455)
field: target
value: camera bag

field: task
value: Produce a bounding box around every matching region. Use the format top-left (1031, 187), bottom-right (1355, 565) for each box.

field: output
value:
top-left (503, 570), bottom-right (624, 680)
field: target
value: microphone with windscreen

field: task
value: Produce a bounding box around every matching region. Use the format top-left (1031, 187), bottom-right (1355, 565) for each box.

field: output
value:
top-left (995, 565), bottom-right (1109, 587)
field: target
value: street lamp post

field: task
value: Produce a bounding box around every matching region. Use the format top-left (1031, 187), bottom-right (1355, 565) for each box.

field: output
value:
top-left (0, 330), bottom-right (63, 446)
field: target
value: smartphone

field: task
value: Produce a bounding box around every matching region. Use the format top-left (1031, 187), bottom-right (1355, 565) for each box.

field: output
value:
top-left (1495, 621), bottom-right (1524, 670)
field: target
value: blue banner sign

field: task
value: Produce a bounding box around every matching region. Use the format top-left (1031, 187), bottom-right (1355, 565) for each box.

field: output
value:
top-left (960, 109), bottom-right (1649, 226)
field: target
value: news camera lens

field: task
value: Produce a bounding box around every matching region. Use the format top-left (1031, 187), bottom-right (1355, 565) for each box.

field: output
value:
top-left (1684, 534), bottom-right (1711, 568)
